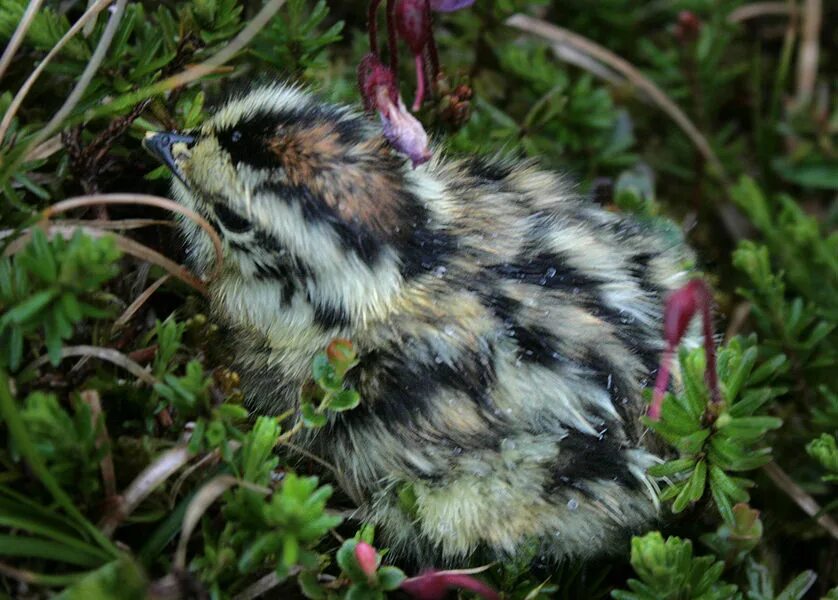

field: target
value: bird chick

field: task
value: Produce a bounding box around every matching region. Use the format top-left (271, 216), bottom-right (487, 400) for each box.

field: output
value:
top-left (145, 83), bottom-right (693, 566)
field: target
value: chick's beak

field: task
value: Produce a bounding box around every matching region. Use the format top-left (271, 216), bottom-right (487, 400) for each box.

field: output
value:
top-left (143, 131), bottom-right (195, 187)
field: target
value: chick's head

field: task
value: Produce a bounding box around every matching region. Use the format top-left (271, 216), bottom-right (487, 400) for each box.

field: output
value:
top-left (146, 84), bottom-right (446, 330)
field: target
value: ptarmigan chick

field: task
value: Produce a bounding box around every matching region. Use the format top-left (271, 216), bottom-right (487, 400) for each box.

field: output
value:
top-left (145, 83), bottom-right (692, 565)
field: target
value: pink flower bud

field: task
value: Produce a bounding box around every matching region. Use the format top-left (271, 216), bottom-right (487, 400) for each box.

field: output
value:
top-left (354, 541), bottom-right (378, 579)
top-left (396, 0), bottom-right (431, 55)
top-left (649, 278), bottom-right (719, 420)
top-left (358, 53), bottom-right (398, 113)
top-left (675, 10), bottom-right (702, 43)
top-left (663, 279), bottom-right (704, 347)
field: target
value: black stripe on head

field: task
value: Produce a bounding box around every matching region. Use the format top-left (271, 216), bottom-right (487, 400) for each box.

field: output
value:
top-left (215, 111), bottom-right (282, 170)
top-left (255, 262), bottom-right (298, 303)
top-left (213, 102), bottom-right (365, 170)
top-left (226, 230), bottom-right (313, 303)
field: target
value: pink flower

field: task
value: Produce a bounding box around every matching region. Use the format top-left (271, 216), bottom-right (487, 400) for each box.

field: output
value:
top-left (379, 96), bottom-right (432, 167)
top-left (395, 0), bottom-right (432, 111)
top-left (358, 53), bottom-right (432, 167)
top-left (675, 10), bottom-right (702, 43)
top-left (401, 570), bottom-right (499, 600)
top-left (359, 0), bottom-right (475, 165)
top-left (393, 0), bottom-right (473, 110)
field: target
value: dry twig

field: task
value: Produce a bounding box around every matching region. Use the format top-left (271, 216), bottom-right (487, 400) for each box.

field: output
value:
top-left (80, 390), bottom-right (117, 499)
top-left (24, 345), bottom-right (157, 386)
top-left (727, 2), bottom-right (796, 23)
top-left (174, 476), bottom-right (271, 569)
top-left (763, 461), bottom-right (838, 540)
top-left (794, 0), bottom-right (822, 107)
top-left (506, 14), bottom-right (729, 185)
top-left (23, 0), bottom-right (128, 159)
top-left (100, 445), bottom-right (194, 536)
top-left (91, 0), bottom-right (288, 119)
top-left (4, 224), bottom-right (208, 295)
top-left (232, 569), bottom-right (301, 600)
top-left (42, 194), bottom-right (223, 283)
top-left (114, 275), bottom-right (172, 330)
top-left (0, 0), bottom-right (115, 145)
top-left (0, 0), bottom-right (45, 81)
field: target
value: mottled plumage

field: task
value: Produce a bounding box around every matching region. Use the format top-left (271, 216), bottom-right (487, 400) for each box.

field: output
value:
top-left (149, 83), bottom-right (693, 565)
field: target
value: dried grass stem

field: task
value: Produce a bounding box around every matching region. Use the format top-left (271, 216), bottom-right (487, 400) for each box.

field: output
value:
top-left (0, 0), bottom-right (45, 81)
top-left (506, 14), bottom-right (729, 186)
top-left (25, 345), bottom-right (157, 386)
top-left (0, 0), bottom-right (115, 144)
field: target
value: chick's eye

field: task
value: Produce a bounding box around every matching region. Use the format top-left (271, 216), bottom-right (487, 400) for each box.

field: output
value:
top-left (214, 203), bottom-right (252, 233)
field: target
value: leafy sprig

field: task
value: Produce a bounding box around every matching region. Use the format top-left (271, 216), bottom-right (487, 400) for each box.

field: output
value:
top-left (646, 336), bottom-right (784, 523)
top-left (0, 229), bottom-right (120, 369)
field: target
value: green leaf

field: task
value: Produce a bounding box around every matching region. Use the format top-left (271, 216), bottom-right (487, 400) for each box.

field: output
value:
top-left (748, 353), bottom-right (788, 385)
top-left (676, 429), bottom-right (711, 454)
top-left (0, 371), bottom-right (118, 557)
top-left (711, 480), bottom-right (736, 526)
top-left (237, 532), bottom-right (280, 573)
top-left (7, 324), bottom-right (23, 370)
top-left (0, 534), bottom-right (104, 567)
top-left (729, 387), bottom-right (785, 418)
top-left (56, 556), bottom-right (147, 600)
top-left (298, 570), bottom-right (327, 599)
top-left (648, 457), bottom-right (697, 478)
top-left (710, 465), bottom-right (750, 504)
top-left (301, 401), bottom-right (327, 428)
top-left (378, 566), bottom-right (407, 591)
top-left (282, 534), bottom-right (300, 567)
top-left (772, 157), bottom-right (838, 189)
top-left (328, 389), bottom-right (360, 412)
top-left (337, 539), bottom-right (366, 582)
top-left (0, 500), bottom-right (109, 561)
top-left (724, 345), bottom-right (757, 401)
top-left (4, 288), bottom-right (58, 324)
top-left (775, 570), bottom-right (817, 600)
top-left (720, 415), bottom-right (783, 439)
top-left (672, 460), bottom-right (706, 513)
top-left (312, 352), bottom-right (342, 391)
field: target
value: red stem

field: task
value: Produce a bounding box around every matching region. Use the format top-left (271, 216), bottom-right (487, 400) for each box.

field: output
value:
top-left (386, 0), bottom-right (399, 74)
top-left (425, 2), bottom-right (440, 80)
top-left (368, 0), bottom-right (382, 56)
top-left (412, 53), bottom-right (426, 111)
top-left (649, 348), bottom-right (673, 420)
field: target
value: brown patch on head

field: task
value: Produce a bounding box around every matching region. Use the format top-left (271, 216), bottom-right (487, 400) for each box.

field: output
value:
top-left (268, 123), bottom-right (343, 182)
top-left (268, 123), bottom-right (414, 244)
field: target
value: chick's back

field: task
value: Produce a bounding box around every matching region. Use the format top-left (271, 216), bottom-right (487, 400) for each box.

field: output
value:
top-left (320, 155), bottom-right (689, 563)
